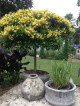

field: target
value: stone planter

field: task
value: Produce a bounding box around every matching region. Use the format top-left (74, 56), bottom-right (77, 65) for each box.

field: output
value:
top-left (21, 70), bottom-right (50, 83)
top-left (45, 80), bottom-right (76, 106)
top-left (21, 74), bottom-right (45, 101)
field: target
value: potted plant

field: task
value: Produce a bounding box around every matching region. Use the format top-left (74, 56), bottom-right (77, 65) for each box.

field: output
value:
top-left (0, 9), bottom-right (75, 82)
top-left (45, 61), bottom-right (76, 106)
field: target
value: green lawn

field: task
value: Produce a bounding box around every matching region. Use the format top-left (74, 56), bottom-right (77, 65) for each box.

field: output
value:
top-left (22, 56), bottom-right (80, 85)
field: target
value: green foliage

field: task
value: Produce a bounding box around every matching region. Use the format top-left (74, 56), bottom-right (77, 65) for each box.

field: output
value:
top-left (62, 38), bottom-right (69, 60)
top-left (0, 49), bottom-right (28, 88)
top-left (74, 28), bottom-right (80, 44)
top-left (22, 56), bottom-right (80, 85)
top-left (65, 13), bottom-right (76, 45)
top-left (0, 9), bottom-right (75, 51)
top-left (0, 0), bottom-right (33, 17)
top-left (51, 61), bottom-right (72, 89)
top-left (68, 45), bottom-right (76, 54)
top-left (39, 49), bottom-right (53, 59)
top-left (0, 9), bottom-right (75, 71)
top-left (0, 71), bottom-right (10, 88)
top-left (65, 13), bottom-right (73, 21)
top-left (28, 49), bottom-right (34, 56)
top-left (1, 71), bottom-right (20, 88)
top-left (39, 44), bottom-right (75, 60)
top-left (77, 0), bottom-right (80, 6)
top-left (65, 13), bottom-right (76, 28)
top-left (54, 49), bottom-right (63, 60)
top-left (40, 47), bottom-right (45, 59)
top-left (62, 38), bottom-right (76, 60)
top-left (39, 49), bottom-right (63, 60)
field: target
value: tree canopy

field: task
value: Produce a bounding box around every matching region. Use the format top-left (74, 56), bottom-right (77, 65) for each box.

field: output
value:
top-left (0, 0), bottom-right (33, 17)
top-left (77, 0), bottom-right (80, 6)
top-left (0, 9), bottom-right (75, 51)
top-left (65, 13), bottom-right (76, 28)
top-left (65, 13), bottom-right (73, 21)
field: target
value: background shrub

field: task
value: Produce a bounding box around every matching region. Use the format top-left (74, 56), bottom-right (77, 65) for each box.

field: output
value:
top-left (54, 49), bottom-right (63, 60)
top-left (0, 48), bottom-right (29, 88)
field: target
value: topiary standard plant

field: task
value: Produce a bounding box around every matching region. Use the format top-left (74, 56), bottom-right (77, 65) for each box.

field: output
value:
top-left (0, 9), bottom-right (75, 75)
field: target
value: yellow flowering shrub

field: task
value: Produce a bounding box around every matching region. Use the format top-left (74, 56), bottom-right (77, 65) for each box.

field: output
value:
top-left (0, 9), bottom-right (75, 50)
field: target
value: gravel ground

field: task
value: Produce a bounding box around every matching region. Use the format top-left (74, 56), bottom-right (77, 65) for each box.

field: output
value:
top-left (0, 83), bottom-right (80, 106)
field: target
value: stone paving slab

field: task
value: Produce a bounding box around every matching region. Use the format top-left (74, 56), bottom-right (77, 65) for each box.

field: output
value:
top-left (0, 83), bottom-right (80, 106)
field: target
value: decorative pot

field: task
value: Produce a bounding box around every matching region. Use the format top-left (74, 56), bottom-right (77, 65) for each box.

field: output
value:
top-left (21, 74), bottom-right (45, 101)
top-left (21, 70), bottom-right (50, 83)
top-left (45, 80), bottom-right (76, 106)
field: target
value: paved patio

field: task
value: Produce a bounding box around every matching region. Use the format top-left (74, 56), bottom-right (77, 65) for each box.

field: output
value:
top-left (0, 83), bottom-right (80, 106)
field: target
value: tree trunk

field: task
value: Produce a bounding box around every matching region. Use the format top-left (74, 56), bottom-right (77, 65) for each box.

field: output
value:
top-left (0, 10), bottom-right (1, 18)
top-left (34, 47), bottom-right (37, 73)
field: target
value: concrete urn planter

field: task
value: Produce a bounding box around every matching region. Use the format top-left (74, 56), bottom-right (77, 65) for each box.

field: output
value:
top-left (21, 74), bottom-right (45, 101)
top-left (45, 80), bottom-right (76, 106)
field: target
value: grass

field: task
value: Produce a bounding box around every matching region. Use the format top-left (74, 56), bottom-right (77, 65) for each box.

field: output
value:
top-left (22, 56), bottom-right (80, 85)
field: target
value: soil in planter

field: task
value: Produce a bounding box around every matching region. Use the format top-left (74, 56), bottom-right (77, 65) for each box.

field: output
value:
top-left (24, 70), bottom-right (49, 75)
top-left (49, 82), bottom-right (72, 90)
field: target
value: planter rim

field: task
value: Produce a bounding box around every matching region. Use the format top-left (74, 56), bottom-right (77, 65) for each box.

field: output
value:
top-left (22, 70), bottom-right (50, 83)
top-left (22, 70), bottom-right (50, 76)
top-left (45, 80), bottom-right (76, 93)
top-left (28, 74), bottom-right (38, 79)
top-left (23, 70), bottom-right (49, 74)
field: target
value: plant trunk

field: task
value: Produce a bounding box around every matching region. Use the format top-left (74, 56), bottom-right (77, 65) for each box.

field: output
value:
top-left (34, 47), bottom-right (37, 73)
top-left (0, 10), bottom-right (1, 18)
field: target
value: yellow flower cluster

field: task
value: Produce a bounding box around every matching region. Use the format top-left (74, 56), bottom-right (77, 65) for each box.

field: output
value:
top-left (69, 28), bottom-right (75, 33)
top-left (0, 9), bottom-right (75, 42)
top-left (25, 27), bottom-right (36, 39)
top-left (53, 30), bottom-right (61, 37)
top-left (62, 18), bottom-right (71, 27)
top-left (47, 28), bottom-right (67, 38)
top-left (47, 30), bottom-right (53, 38)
